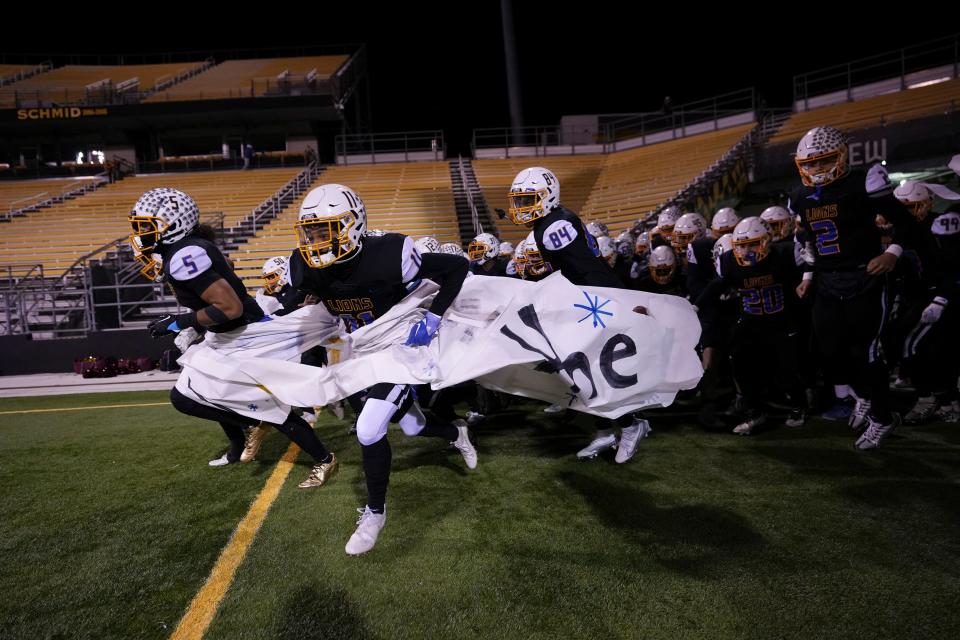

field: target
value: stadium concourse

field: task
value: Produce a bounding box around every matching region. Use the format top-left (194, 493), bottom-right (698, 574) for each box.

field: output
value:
top-left (0, 371), bottom-right (179, 397)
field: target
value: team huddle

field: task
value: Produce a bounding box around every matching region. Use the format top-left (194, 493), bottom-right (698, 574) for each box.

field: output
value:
top-left (126, 124), bottom-right (960, 555)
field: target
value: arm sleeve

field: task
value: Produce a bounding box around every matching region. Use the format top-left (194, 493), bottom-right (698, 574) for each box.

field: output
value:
top-left (417, 252), bottom-right (469, 316)
top-left (693, 277), bottom-right (726, 319)
top-left (870, 190), bottom-right (919, 251)
top-left (399, 236), bottom-right (422, 283)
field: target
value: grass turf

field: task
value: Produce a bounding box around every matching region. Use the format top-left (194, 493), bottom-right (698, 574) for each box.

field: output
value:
top-left (1, 392), bottom-right (959, 639)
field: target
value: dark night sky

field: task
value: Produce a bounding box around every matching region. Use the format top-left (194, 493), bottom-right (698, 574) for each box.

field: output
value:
top-left (8, 9), bottom-right (958, 154)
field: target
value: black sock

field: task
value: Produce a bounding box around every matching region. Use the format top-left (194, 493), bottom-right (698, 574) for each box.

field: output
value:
top-left (219, 421), bottom-right (246, 461)
top-left (273, 412), bottom-right (330, 462)
top-left (417, 417), bottom-right (457, 441)
top-left (361, 437), bottom-right (392, 513)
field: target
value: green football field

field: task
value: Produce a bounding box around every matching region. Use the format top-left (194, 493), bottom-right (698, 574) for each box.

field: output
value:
top-left (1, 391), bottom-right (959, 640)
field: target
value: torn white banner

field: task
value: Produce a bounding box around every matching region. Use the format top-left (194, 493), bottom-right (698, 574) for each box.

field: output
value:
top-left (175, 273), bottom-right (702, 423)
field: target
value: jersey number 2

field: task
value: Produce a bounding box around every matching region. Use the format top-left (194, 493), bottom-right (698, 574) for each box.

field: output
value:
top-left (810, 219), bottom-right (840, 256)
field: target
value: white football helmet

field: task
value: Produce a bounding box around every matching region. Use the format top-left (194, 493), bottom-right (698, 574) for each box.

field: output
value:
top-left (615, 231), bottom-right (636, 258)
top-left (508, 167), bottom-right (560, 224)
top-left (586, 221), bottom-right (610, 238)
top-left (711, 207), bottom-right (740, 238)
top-left (513, 240), bottom-right (529, 278)
top-left (520, 231), bottom-right (551, 277)
top-left (467, 232), bottom-right (501, 263)
top-left (635, 231), bottom-right (650, 256)
top-left (296, 184), bottom-right (366, 268)
top-left (499, 241), bottom-right (515, 257)
top-left (657, 206), bottom-right (681, 233)
top-left (439, 242), bottom-right (466, 258)
top-left (712, 233), bottom-right (733, 276)
top-left (760, 205), bottom-right (794, 241)
top-left (894, 180), bottom-right (934, 221)
top-left (129, 187), bottom-right (200, 280)
top-left (261, 256), bottom-right (290, 295)
top-left (648, 245), bottom-right (677, 285)
top-left (731, 217), bottom-right (772, 267)
top-left (672, 212), bottom-right (707, 254)
top-left (414, 236), bottom-right (441, 254)
top-left (795, 126), bottom-right (848, 187)
top-left (596, 235), bottom-right (616, 267)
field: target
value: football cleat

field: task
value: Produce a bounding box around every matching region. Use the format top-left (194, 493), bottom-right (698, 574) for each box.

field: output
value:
top-left (345, 506), bottom-right (387, 555)
top-left (298, 453), bottom-right (339, 488)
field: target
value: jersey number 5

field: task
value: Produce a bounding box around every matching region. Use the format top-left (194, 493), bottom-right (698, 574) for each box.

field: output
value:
top-left (181, 255), bottom-right (199, 275)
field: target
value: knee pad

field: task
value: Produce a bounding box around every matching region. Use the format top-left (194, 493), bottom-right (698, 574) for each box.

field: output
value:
top-left (397, 404), bottom-right (427, 437)
top-left (356, 398), bottom-right (395, 446)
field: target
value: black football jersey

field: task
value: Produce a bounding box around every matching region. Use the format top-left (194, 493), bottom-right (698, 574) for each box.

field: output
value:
top-left (915, 208), bottom-right (960, 302)
top-left (532, 206), bottom-right (623, 288)
top-left (160, 235), bottom-right (263, 333)
top-left (709, 242), bottom-right (801, 329)
top-left (789, 166), bottom-right (917, 272)
top-left (290, 233), bottom-right (468, 333)
top-left (684, 237), bottom-right (718, 301)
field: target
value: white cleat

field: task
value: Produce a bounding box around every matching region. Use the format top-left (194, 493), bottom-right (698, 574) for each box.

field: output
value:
top-left (543, 403), bottom-right (566, 415)
top-left (576, 432), bottom-right (618, 459)
top-left (615, 418), bottom-right (651, 464)
top-left (208, 453), bottom-right (234, 467)
top-left (345, 506), bottom-right (386, 556)
top-left (450, 419), bottom-right (478, 469)
top-left (849, 398), bottom-right (872, 431)
top-left (732, 413), bottom-right (767, 436)
top-left (855, 414), bottom-right (900, 450)
top-left (465, 410), bottom-right (485, 426)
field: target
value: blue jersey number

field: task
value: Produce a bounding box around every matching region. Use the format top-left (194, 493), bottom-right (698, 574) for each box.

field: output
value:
top-left (810, 219), bottom-right (840, 256)
top-left (739, 284), bottom-right (785, 316)
top-left (549, 226), bottom-right (574, 250)
top-left (181, 255), bottom-right (199, 275)
top-left (339, 311), bottom-right (376, 333)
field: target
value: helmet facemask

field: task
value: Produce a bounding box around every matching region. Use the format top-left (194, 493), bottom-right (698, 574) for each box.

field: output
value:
top-left (133, 248), bottom-right (163, 281)
top-left (765, 218), bottom-right (790, 241)
top-left (796, 147), bottom-right (847, 187)
top-left (129, 216), bottom-right (166, 256)
top-left (732, 237), bottom-right (770, 267)
top-left (263, 269), bottom-right (285, 294)
top-left (296, 212), bottom-right (360, 268)
top-left (904, 198), bottom-right (934, 221)
top-left (467, 235), bottom-right (498, 263)
top-left (467, 241), bottom-right (489, 261)
top-left (508, 189), bottom-right (549, 225)
top-left (650, 262), bottom-right (675, 285)
top-left (524, 246), bottom-right (551, 277)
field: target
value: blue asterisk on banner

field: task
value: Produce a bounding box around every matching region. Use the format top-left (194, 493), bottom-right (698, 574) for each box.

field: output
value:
top-left (574, 291), bottom-right (614, 328)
